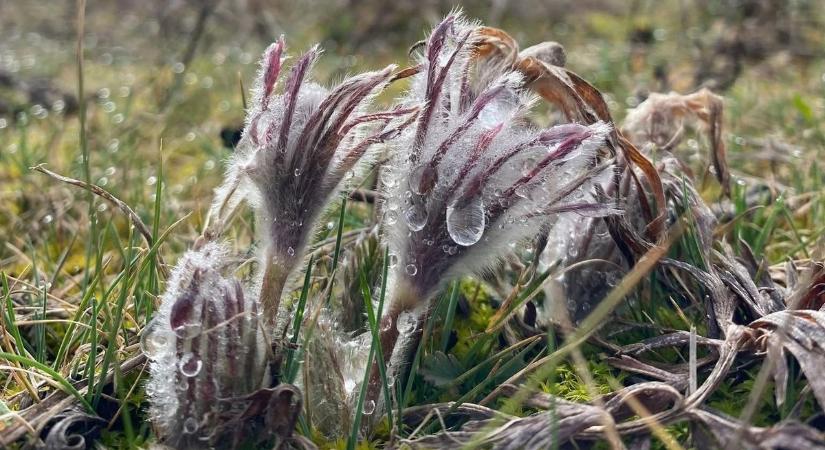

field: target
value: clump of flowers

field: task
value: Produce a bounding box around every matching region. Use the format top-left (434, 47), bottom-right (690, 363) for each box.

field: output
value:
top-left (142, 242), bottom-right (271, 449)
top-left (146, 15), bottom-right (618, 445)
top-left (146, 38), bottom-right (414, 448)
top-left (204, 37), bottom-right (414, 327)
top-left (370, 13), bottom-right (614, 405)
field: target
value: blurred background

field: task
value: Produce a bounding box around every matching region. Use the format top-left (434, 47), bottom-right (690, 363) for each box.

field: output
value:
top-left (1, 0), bottom-right (824, 265)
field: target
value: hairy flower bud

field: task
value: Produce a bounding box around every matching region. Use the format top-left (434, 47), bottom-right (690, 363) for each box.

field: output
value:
top-left (143, 243), bottom-right (272, 449)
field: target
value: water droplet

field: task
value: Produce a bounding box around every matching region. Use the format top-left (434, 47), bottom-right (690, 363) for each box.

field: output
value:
top-left (31, 104), bottom-right (48, 119)
top-left (446, 196), bottom-right (485, 246)
top-left (140, 319), bottom-right (170, 359)
top-left (388, 253), bottom-right (398, 268)
top-left (42, 214), bottom-right (53, 224)
top-left (294, 168), bottom-right (302, 176)
top-left (287, 247), bottom-right (295, 256)
top-left (397, 311), bottom-right (417, 333)
top-left (380, 170), bottom-right (397, 188)
top-left (173, 323), bottom-right (202, 339)
top-left (409, 164), bottom-right (437, 195)
top-left (687, 139), bottom-right (699, 150)
top-left (385, 210), bottom-right (398, 225)
top-left (521, 157), bottom-right (537, 176)
top-left (403, 202), bottom-right (428, 231)
top-left (178, 353), bottom-right (203, 377)
top-left (326, 221), bottom-right (335, 230)
top-left (514, 185), bottom-right (532, 200)
top-left (363, 400), bottom-right (376, 415)
top-left (405, 264), bottom-right (418, 276)
top-left (108, 139), bottom-right (120, 153)
top-left (146, 176), bottom-right (157, 186)
top-left (183, 417), bottom-right (198, 434)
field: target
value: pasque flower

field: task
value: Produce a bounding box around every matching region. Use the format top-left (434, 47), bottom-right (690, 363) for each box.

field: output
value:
top-left (369, 13), bottom-right (614, 405)
top-left (205, 37), bottom-right (415, 328)
top-left (143, 243), bottom-right (271, 449)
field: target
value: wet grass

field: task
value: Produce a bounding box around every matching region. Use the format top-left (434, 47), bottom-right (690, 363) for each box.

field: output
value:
top-left (1, 1), bottom-right (824, 448)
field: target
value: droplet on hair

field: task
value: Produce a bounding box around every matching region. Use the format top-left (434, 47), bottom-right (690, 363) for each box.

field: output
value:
top-left (403, 202), bottom-right (428, 231)
top-left (363, 399), bottom-right (376, 415)
top-left (178, 353), bottom-right (203, 377)
top-left (446, 196), bottom-right (485, 246)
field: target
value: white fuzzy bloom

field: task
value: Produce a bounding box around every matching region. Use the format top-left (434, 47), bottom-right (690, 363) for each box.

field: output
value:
top-left (380, 13), bottom-right (615, 304)
top-left (206, 36), bottom-right (413, 268)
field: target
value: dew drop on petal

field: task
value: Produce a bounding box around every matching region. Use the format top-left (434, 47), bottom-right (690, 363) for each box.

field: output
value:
top-left (514, 185), bottom-right (532, 200)
top-left (183, 417), bottom-right (198, 434)
top-left (363, 400), bottom-right (376, 415)
top-left (173, 323), bottom-right (202, 339)
top-left (140, 318), bottom-right (170, 359)
top-left (385, 210), bottom-right (398, 225)
top-left (446, 196), bottom-right (486, 246)
top-left (403, 202), bottom-right (428, 232)
top-left (178, 353), bottom-right (203, 377)
top-left (405, 263), bottom-right (417, 276)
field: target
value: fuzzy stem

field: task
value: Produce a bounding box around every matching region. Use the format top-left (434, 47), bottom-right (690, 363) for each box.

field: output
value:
top-left (259, 249), bottom-right (294, 330)
top-left (365, 280), bottom-right (424, 422)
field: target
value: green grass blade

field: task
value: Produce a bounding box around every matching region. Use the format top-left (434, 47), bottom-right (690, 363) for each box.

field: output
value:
top-left (439, 281), bottom-right (460, 354)
top-left (0, 351), bottom-right (94, 412)
top-left (284, 254), bottom-right (315, 383)
top-left (359, 247), bottom-right (393, 429)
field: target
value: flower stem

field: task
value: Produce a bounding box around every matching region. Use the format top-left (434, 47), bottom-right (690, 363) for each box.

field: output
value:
top-left (365, 280), bottom-right (423, 420)
top-left (259, 249), bottom-right (293, 330)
